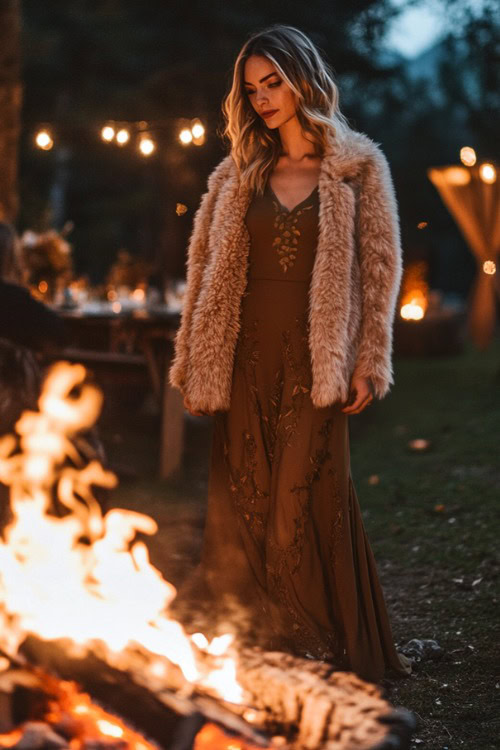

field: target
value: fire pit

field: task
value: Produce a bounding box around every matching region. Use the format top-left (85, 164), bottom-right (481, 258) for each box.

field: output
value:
top-left (394, 261), bottom-right (466, 356)
top-left (0, 363), bottom-right (416, 750)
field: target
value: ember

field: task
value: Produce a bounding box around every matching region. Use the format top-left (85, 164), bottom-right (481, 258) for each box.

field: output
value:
top-left (0, 665), bottom-right (158, 750)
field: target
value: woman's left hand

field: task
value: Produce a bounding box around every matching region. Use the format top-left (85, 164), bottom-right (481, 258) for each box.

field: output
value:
top-left (341, 376), bottom-right (374, 414)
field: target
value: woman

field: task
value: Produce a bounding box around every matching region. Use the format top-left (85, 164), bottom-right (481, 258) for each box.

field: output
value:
top-left (169, 25), bottom-right (413, 683)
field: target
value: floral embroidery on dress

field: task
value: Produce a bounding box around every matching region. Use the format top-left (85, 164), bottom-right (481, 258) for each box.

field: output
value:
top-left (271, 199), bottom-right (314, 272)
top-left (223, 427), bottom-right (269, 549)
top-left (228, 312), bottom-right (347, 664)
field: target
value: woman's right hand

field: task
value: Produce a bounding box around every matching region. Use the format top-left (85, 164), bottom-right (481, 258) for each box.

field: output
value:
top-left (183, 394), bottom-right (213, 417)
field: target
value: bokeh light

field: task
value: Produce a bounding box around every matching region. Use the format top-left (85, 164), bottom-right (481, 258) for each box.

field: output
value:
top-left (35, 130), bottom-right (54, 150)
top-left (116, 128), bottom-right (130, 146)
top-left (460, 146), bottom-right (476, 167)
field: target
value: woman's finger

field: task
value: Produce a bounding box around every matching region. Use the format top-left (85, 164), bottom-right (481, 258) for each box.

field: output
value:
top-left (348, 394), bottom-right (373, 414)
top-left (342, 390), bottom-right (372, 414)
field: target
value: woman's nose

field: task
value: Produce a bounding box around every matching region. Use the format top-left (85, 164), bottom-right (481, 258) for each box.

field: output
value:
top-left (256, 90), bottom-right (268, 106)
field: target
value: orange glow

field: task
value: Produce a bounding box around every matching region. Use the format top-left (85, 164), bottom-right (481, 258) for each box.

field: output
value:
top-left (444, 166), bottom-right (471, 186)
top-left (194, 723), bottom-right (270, 750)
top-left (479, 162), bottom-right (496, 184)
top-left (0, 362), bottom-right (244, 704)
top-left (0, 730), bottom-right (22, 747)
top-left (43, 678), bottom-right (156, 750)
top-left (132, 287), bottom-right (146, 301)
top-left (399, 261), bottom-right (429, 321)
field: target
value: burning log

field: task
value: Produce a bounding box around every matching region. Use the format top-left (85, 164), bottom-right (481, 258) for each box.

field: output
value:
top-left (236, 650), bottom-right (415, 750)
top-left (13, 639), bottom-right (414, 750)
top-left (14, 640), bottom-right (268, 749)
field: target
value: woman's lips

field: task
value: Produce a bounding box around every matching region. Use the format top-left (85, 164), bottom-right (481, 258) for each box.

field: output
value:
top-left (261, 109), bottom-right (278, 119)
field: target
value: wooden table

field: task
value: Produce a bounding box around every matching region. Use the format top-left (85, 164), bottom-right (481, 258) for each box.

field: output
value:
top-left (56, 306), bottom-right (184, 478)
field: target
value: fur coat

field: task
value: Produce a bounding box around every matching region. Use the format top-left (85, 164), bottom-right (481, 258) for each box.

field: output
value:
top-left (168, 128), bottom-right (403, 412)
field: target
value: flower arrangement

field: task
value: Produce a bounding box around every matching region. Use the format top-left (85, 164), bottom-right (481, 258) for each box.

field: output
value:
top-left (106, 249), bottom-right (151, 290)
top-left (21, 223), bottom-right (73, 300)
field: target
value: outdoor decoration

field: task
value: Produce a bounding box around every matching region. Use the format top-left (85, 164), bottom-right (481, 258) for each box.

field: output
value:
top-left (33, 118), bottom-right (206, 158)
top-left (427, 150), bottom-right (499, 349)
top-left (21, 225), bottom-right (73, 302)
top-left (106, 250), bottom-right (151, 291)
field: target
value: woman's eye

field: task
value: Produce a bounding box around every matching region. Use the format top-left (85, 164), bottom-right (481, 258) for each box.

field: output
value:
top-left (268, 81), bottom-right (281, 88)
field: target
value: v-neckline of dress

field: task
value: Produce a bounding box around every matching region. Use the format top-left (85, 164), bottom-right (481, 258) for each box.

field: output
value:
top-left (268, 182), bottom-right (319, 214)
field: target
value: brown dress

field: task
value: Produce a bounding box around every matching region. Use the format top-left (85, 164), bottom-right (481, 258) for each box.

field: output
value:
top-left (198, 180), bottom-right (412, 683)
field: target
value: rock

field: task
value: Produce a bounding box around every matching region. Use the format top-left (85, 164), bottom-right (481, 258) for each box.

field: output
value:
top-left (399, 639), bottom-right (444, 663)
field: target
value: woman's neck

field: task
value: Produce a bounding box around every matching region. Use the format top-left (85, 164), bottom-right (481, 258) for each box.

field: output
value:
top-left (278, 115), bottom-right (319, 162)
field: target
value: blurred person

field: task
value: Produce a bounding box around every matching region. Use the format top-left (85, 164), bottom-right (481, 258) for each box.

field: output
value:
top-left (0, 222), bottom-right (68, 354)
top-left (169, 25), bottom-right (412, 683)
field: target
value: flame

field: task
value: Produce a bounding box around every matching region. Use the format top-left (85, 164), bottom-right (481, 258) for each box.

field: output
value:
top-left (0, 730), bottom-right (23, 747)
top-left (399, 261), bottom-right (429, 321)
top-left (194, 723), bottom-right (267, 750)
top-left (0, 362), bottom-right (243, 704)
top-left (46, 677), bottom-right (157, 750)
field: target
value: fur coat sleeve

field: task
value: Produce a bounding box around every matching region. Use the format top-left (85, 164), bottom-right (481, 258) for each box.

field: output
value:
top-left (168, 155), bottom-right (233, 395)
top-left (351, 145), bottom-right (403, 399)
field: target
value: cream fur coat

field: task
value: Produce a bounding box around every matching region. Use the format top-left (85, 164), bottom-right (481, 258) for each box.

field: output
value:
top-left (169, 128), bottom-right (403, 412)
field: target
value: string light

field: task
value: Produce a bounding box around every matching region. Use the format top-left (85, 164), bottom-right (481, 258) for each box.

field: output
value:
top-left (479, 163), bottom-right (496, 184)
top-left (138, 135), bottom-right (156, 156)
top-left (191, 119), bottom-right (205, 146)
top-left (483, 260), bottom-right (496, 275)
top-left (179, 128), bottom-right (193, 145)
top-left (191, 121), bottom-right (204, 139)
top-left (101, 125), bottom-right (115, 142)
top-left (32, 118), bottom-right (208, 156)
top-left (116, 128), bottom-right (130, 146)
top-left (460, 146), bottom-right (476, 167)
top-left (35, 129), bottom-right (54, 150)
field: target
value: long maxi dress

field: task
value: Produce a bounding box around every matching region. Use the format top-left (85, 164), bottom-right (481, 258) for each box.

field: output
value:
top-left (198, 179), bottom-right (412, 683)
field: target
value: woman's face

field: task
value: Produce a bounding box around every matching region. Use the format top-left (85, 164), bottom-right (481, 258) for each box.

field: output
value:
top-left (243, 54), bottom-right (297, 129)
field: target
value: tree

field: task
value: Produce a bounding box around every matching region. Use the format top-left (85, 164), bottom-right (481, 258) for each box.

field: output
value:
top-left (0, 0), bottom-right (22, 221)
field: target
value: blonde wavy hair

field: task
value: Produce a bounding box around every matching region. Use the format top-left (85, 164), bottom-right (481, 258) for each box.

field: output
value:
top-left (222, 24), bottom-right (353, 194)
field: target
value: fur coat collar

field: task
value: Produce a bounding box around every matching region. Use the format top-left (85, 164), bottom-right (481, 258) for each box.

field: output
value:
top-left (169, 128), bottom-right (403, 412)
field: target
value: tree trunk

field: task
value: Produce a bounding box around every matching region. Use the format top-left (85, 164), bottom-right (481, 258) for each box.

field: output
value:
top-left (0, 0), bottom-right (22, 222)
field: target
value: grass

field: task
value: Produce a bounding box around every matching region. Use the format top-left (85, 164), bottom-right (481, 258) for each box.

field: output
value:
top-left (98, 334), bottom-right (500, 750)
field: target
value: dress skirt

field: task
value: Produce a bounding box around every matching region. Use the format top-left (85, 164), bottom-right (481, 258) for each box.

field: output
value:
top-left (194, 181), bottom-right (412, 683)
